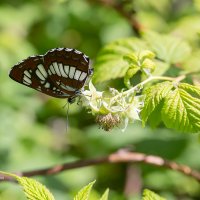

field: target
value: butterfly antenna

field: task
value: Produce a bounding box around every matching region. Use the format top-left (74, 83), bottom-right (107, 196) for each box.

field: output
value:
top-left (62, 102), bottom-right (68, 109)
top-left (63, 101), bottom-right (70, 133)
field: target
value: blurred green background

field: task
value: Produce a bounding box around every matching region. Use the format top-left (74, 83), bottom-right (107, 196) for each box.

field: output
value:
top-left (1, 0), bottom-right (200, 199)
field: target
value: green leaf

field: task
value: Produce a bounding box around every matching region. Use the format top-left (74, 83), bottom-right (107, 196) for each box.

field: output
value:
top-left (143, 31), bottom-right (191, 63)
top-left (99, 189), bottom-right (109, 200)
top-left (0, 171), bottom-right (55, 200)
top-left (74, 180), bottom-right (96, 200)
top-left (141, 81), bottom-right (174, 126)
top-left (139, 50), bottom-right (155, 62)
top-left (141, 81), bottom-right (200, 132)
top-left (16, 176), bottom-right (55, 200)
top-left (171, 15), bottom-right (200, 44)
top-left (162, 83), bottom-right (200, 133)
top-left (141, 59), bottom-right (156, 74)
top-left (142, 189), bottom-right (166, 200)
top-left (147, 101), bottom-right (163, 128)
top-left (152, 60), bottom-right (170, 76)
top-left (182, 50), bottom-right (200, 73)
top-left (179, 83), bottom-right (200, 98)
top-left (93, 38), bottom-right (147, 83)
top-left (123, 53), bottom-right (138, 65)
top-left (124, 67), bottom-right (140, 88)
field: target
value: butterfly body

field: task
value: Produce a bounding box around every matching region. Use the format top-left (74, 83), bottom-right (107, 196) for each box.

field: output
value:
top-left (9, 48), bottom-right (92, 101)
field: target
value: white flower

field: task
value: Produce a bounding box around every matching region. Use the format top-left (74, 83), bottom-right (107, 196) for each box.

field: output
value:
top-left (81, 81), bottom-right (103, 113)
top-left (81, 81), bottom-right (144, 131)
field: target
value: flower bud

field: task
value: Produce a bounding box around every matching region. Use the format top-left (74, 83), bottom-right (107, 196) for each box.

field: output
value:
top-left (95, 113), bottom-right (121, 131)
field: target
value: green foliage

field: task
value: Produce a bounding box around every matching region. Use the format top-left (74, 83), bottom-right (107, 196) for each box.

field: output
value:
top-left (93, 31), bottom-right (191, 84)
top-left (141, 81), bottom-right (173, 127)
top-left (162, 83), bottom-right (200, 132)
top-left (0, 171), bottom-right (55, 200)
top-left (74, 180), bottom-right (96, 200)
top-left (142, 189), bottom-right (166, 200)
top-left (1, 0), bottom-right (200, 199)
top-left (141, 82), bottom-right (200, 132)
top-left (16, 177), bottom-right (55, 200)
top-left (99, 189), bottom-right (109, 200)
top-left (123, 50), bottom-right (156, 88)
top-left (0, 173), bottom-right (167, 200)
top-left (93, 38), bottom-right (147, 83)
top-left (143, 31), bottom-right (191, 63)
top-left (183, 50), bottom-right (200, 72)
top-left (90, 29), bottom-right (200, 133)
top-left (0, 172), bottom-right (168, 200)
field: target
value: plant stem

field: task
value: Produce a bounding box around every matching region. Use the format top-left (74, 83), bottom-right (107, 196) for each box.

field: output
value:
top-left (1, 149), bottom-right (200, 183)
top-left (182, 69), bottom-right (200, 76)
top-left (111, 76), bottom-right (174, 101)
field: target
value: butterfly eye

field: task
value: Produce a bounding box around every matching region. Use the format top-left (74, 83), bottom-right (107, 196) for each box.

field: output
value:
top-left (9, 48), bottom-right (93, 100)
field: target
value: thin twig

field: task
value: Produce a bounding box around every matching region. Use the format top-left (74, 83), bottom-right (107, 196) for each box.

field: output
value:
top-left (1, 149), bottom-right (200, 182)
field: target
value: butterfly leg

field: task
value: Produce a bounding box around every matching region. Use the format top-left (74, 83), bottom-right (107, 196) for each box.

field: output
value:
top-left (67, 90), bottom-right (81, 104)
top-left (88, 68), bottom-right (94, 76)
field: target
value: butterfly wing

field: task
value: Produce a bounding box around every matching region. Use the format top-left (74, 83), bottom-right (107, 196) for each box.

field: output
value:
top-left (9, 55), bottom-right (70, 98)
top-left (43, 48), bottom-right (90, 95)
top-left (9, 48), bottom-right (91, 99)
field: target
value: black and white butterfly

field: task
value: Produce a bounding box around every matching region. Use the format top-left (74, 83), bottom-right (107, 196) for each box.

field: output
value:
top-left (9, 48), bottom-right (93, 103)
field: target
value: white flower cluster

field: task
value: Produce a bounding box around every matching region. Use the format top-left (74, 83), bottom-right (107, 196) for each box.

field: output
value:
top-left (81, 81), bottom-right (144, 131)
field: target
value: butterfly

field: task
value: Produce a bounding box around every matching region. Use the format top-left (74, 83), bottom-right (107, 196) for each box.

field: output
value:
top-left (9, 48), bottom-right (93, 103)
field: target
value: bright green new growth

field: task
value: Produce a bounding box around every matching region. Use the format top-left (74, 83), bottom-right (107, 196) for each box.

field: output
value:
top-left (74, 180), bottom-right (96, 200)
top-left (123, 50), bottom-right (156, 88)
top-left (141, 82), bottom-right (200, 132)
top-left (142, 189), bottom-right (166, 200)
top-left (93, 31), bottom-right (191, 84)
top-left (99, 189), bottom-right (109, 200)
top-left (92, 38), bottom-right (147, 83)
top-left (16, 176), bottom-right (55, 200)
top-left (0, 172), bottom-right (167, 200)
top-left (141, 81), bottom-right (174, 127)
top-left (0, 171), bottom-right (55, 200)
top-left (162, 83), bottom-right (200, 132)
top-left (0, 172), bottom-right (105, 200)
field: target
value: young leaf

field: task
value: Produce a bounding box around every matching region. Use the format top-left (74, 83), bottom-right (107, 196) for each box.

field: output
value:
top-left (141, 81), bottom-right (173, 126)
top-left (162, 83), bottom-right (200, 133)
top-left (93, 38), bottom-right (147, 83)
top-left (16, 176), bottom-right (55, 200)
top-left (99, 189), bottom-right (109, 200)
top-left (0, 171), bottom-right (55, 200)
top-left (142, 189), bottom-right (166, 200)
top-left (74, 180), bottom-right (96, 200)
top-left (143, 31), bottom-right (191, 63)
top-left (179, 83), bottom-right (200, 97)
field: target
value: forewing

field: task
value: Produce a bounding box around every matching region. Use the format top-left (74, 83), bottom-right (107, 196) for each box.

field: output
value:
top-left (9, 55), bottom-right (71, 98)
top-left (44, 48), bottom-right (90, 94)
